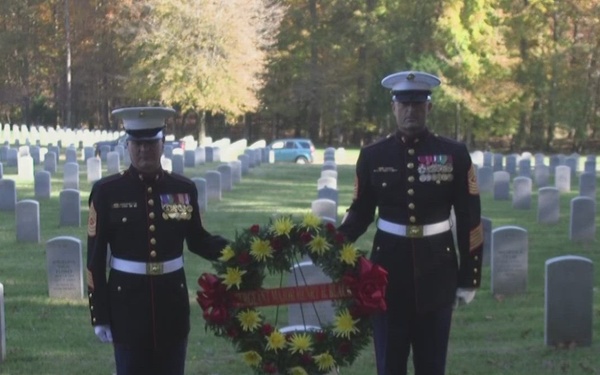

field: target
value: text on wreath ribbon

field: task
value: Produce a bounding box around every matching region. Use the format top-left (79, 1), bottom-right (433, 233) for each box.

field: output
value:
top-left (231, 282), bottom-right (352, 308)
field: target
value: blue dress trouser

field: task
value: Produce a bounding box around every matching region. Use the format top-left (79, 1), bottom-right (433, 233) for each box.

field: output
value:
top-left (114, 339), bottom-right (187, 375)
top-left (372, 304), bottom-right (453, 375)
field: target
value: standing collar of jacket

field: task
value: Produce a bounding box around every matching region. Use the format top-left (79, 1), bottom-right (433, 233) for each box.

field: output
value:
top-left (394, 127), bottom-right (430, 144)
top-left (127, 165), bottom-right (165, 184)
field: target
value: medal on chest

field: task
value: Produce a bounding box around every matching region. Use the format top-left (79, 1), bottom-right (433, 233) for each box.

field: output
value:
top-left (417, 154), bottom-right (454, 183)
top-left (161, 193), bottom-right (193, 220)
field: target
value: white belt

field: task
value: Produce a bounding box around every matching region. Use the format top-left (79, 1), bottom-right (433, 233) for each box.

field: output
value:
top-left (377, 218), bottom-right (451, 238)
top-left (110, 256), bottom-right (184, 275)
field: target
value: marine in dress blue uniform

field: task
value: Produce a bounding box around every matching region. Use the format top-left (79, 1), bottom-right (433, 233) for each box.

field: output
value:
top-left (338, 72), bottom-right (483, 375)
top-left (86, 107), bottom-right (228, 375)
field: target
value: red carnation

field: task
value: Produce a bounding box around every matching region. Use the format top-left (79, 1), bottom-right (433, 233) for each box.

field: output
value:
top-left (261, 323), bottom-right (274, 336)
top-left (300, 353), bottom-right (313, 365)
top-left (325, 222), bottom-right (336, 233)
top-left (270, 237), bottom-right (283, 251)
top-left (339, 340), bottom-right (352, 355)
top-left (348, 305), bottom-right (362, 319)
top-left (226, 326), bottom-right (239, 338)
top-left (250, 224), bottom-right (260, 234)
top-left (314, 331), bottom-right (327, 343)
top-left (334, 232), bottom-right (346, 244)
top-left (300, 231), bottom-right (313, 244)
top-left (262, 363), bottom-right (278, 374)
top-left (237, 251), bottom-right (251, 265)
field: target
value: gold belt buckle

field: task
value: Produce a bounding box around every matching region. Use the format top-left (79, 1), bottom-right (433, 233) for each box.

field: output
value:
top-left (146, 262), bottom-right (164, 275)
top-left (407, 225), bottom-right (423, 238)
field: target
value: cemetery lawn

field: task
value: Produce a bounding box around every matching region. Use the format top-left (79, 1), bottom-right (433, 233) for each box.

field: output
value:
top-left (0, 151), bottom-right (598, 375)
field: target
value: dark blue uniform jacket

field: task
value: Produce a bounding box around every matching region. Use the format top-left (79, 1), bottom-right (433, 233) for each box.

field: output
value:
top-left (338, 129), bottom-right (483, 313)
top-left (86, 165), bottom-right (227, 349)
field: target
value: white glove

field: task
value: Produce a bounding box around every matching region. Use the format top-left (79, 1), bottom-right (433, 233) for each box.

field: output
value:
top-left (94, 325), bottom-right (113, 343)
top-left (454, 288), bottom-right (477, 307)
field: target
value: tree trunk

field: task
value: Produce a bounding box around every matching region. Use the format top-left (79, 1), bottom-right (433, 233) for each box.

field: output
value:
top-left (197, 110), bottom-right (207, 145)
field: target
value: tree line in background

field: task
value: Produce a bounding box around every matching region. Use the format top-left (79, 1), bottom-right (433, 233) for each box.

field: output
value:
top-left (1, 0), bottom-right (600, 152)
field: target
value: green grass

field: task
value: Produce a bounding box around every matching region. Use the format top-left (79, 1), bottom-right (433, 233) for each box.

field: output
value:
top-left (0, 151), bottom-right (598, 375)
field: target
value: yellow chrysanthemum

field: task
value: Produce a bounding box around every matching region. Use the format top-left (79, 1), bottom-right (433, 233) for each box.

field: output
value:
top-left (301, 213), bottom-right (322, 230)
top-left (313, 352), bottom-right (336, 372)
top-left (218, 245), bottom-right (235, 262)
top-left (288, 367), bottom-right (309, 375)
top-left (333, 309), bottom-right (359, 338)
top-left (271, 216), bottom-right (294, 237)
top-left (237, 309), bottom-right (262, 332)
top-left (250, 238), bottom-right (273, 262)
top-left (241, 351), bottom-right (262, 367)
top-left (222, 267), bottom-right (246, 290)
top-left (339, 243), bottom-right (358, 266)
top-left (266, 330), bottom-right (286, 351)
top-left (288, 333), bottom-right (312, 354)
top-left (308, 235), bottom-right (331, 255)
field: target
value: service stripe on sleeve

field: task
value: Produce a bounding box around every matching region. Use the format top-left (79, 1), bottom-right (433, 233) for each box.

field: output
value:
top-left (468, 165), bottom-right (479, 195)
top-left (87, 269), bottom-right (94, 289)
top-left (88, 202), bottom-right (97, 237)
top-left (469, 223), bottom-right (483, 252)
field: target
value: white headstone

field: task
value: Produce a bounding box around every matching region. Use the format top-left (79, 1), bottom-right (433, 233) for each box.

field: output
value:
top-left (569, 197), bottom-right (596, 243)
top-left (205, 171), bottom-right (222, 201)
top-left (17, 154), bottom-right (34, 181)
top-left (86, 157), bottom-right (101, 183)
top-left (512, 177), bottom-right (532, 209)
top-left (172, 154), bottom-right (184, 175)
top-left (286, 261), bottom-right (335, 329)
top-left (45, 236), bottom-right (84, 299)
top-left (317, 176), bottom-right (337, 190)
top-left (491, 226), bottom-right (528, 296)
top-left (311, 199), bottom-right (337, 224)
top-left (493, 171), bottom-right (510, 200)
top-left (106, 151), bottom-right (121, 175)
top-left (537, 187), bottom-right (560, 225)
top-left (16, 200), bottom-right (41, 243)
top-left (63, 162), bottom-right (79, 190)
top-left (545, 256), bottom-right (593, 347)
top-left (191, 177), bottom-right (207, 213)
top-left (555, 165), bottom-right (571, 192)
top-left (0, 179), bottom-right (17, 212)
top-left (217, 164), bottom-right (233, 192)
top-left (59, 189), bottom-right (81, 227)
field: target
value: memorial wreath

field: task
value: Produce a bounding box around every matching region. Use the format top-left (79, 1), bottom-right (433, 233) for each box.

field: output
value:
top-left (197, 214), bottom-right (388, 375)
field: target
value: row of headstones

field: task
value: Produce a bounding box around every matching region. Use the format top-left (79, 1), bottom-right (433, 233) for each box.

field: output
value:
top-left (0, 155), bottom-right (263, 243)
top-left (311, 148), bottom-right (339, 225)
top-left (287, 148), bottom-right (340, 330)
top-left (0, 142), bottom-right (270, 246)
top-left (0, 143), bottom-right (267, 176)
top-left (477, 167), bottom-right (597, 242)
top-left (478, 166), bottom-right (597, 198)
top-left (483, 225), bottom-right (594, 347)
top-left (0, 143), bottom-right (267, 207)
top-left (1, 124), bottom-right (122, 147)
top-left (472, 151), bottom-right (597, 177)
top-left (0, 150), bottom-right (248, 191)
